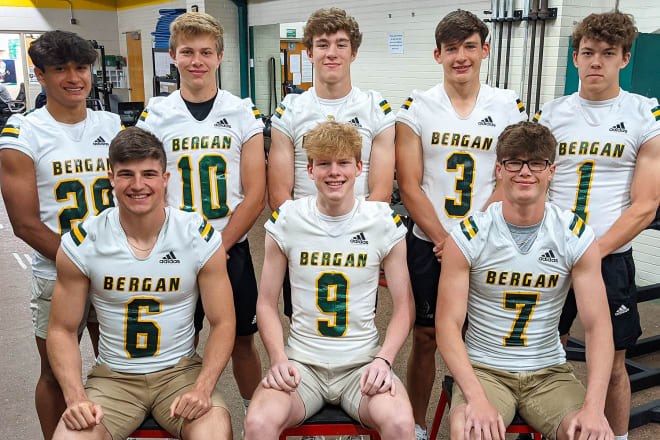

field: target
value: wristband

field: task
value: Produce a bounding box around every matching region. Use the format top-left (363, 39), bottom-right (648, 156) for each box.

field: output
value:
top-left (373, 356), bottom-right (392, 369)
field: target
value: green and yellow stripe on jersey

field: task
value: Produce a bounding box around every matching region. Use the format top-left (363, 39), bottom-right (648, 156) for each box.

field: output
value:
top-left (252, 106), bottom-right (262, 119)
top-left (401, 96), bottom-right (413, 110)
top-left (198, 219), bottom-right (215, 242)
top-left (1, 123), bottom-right (20, 138)
top-left (391, 212), bottom-right (403, 227)
top-left (139, 108), bottom-right (149, 122)
top-left (460, 217), bottom-right (479, 240)
top-left (71, 224), bottom-right (88, 246)
top-left (569, 214), bottom-right (586, 238)
top-left (652, 105), bottom-right (660, 121)
top-left (532, 109), bottom-right (542, 123)
top-left (269, 209), bottom-right (280, 223)
top-left (379, 100), bottom-right (392, 115)
top-left (516, 99), bottom-right (526, 113)
top-left (274, 103), bottom-right (286, 119)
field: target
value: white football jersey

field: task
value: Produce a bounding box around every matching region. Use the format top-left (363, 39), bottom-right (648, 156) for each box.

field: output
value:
top-left (137, 89), bottom-right (264, 239)
top-left (61, 207), bottom-right (222, 374)
top-left (271, 87), bottom-right (395, 199)
top-left (538, 90), bottom-right (660, 253)
top-left (265, 197), bottom-right (406, 362)
top-left (397, 84), bottom-right (527, 242)
top-left (450, 202), bottom-right (595, 371)
top-left (0, 108), bottom-right (122, 279)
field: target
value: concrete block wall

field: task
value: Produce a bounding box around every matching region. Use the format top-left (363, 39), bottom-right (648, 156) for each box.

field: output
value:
top-left (252, 24), bottom-right (282, 114)
top-left (203, 0), bottom-right (241, 97)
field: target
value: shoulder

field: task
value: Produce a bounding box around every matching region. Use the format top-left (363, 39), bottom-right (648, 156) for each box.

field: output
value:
top-left (621, 90), bottom-right (660, 122)
top-left (62, 208), bottom-right (114, 254)
top-left (545, 203), bottom-right (594, 242)
top-left (535, 94), bottom-right (573, 122)
top-left (89, 109), bottom-right (121, 126)
top-left (140, 94), bottom-right (176, 122)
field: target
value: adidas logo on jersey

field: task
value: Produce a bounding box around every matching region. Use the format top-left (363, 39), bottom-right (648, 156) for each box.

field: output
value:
top-left (214, 118), bottom-right (231, 128)
top-left (92, 136), bottom-right (109, 146)
top-left (609, 122), bottom-right (627, 133)
top-left (539, 249), bottom-right (558, 263)
top-left (350, 232), bottom-right (369, 245)
top-left (477, 116), bottom-right (496, 127)
top-left (614, 304), bottom-right (630, 316)
top-left (159, 251), bottom-right (181, 264)
top-left (348, 117), bottom-right (362, 128)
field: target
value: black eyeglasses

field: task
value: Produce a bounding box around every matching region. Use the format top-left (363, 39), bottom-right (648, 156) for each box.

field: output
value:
top-left (501, 159), bottom-right (551, 172)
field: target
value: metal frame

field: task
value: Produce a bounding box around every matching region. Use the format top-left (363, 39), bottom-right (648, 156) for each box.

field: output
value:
top-left (279, 404), bottom-right (380, 439)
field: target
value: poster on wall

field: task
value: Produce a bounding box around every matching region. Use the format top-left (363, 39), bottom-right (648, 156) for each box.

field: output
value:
top-left (0, 59), bottom-right (17, 84)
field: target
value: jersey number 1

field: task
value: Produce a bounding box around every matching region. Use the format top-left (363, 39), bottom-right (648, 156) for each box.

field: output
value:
top-left (572, 160), bottom-right (594, 223)
top-left (178, 154), bottom-right (230, 219)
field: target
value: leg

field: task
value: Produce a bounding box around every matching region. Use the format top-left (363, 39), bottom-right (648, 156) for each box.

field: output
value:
top-left (35, 336), bottom-right (66, 440)
top-left (359, 378), bottom-right (415, 440)
top-left (407, 325), bottom-right (437, 427)
top-left (243, 384), bottom-right (306, 440)
top-left (232, 334), bottom-right (262, 399)
top-left (448, 404), bottom-right (468, 440)
top-left (52, 419), bottom-right (111, 440)
top-left (182, 407), bottom-right (232, 440)
top-left (605, 350), bottom-right (630, 435)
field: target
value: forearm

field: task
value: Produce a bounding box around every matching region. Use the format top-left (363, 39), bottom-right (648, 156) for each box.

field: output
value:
top-left (12, 219), bottom-right (60, 260)
top-left (400, 186), bottom-right (447, 244)
top-left (582, 323), bottom-right (614, 412)
top-left (192, 321), bottom-right (235, 395)
top-left (267, 186), bottom-right (292, 212)
top-left (221, 197), bottom-right (265, 251)
top-left (257, 302), bottom-right (288, 364)
top-left (47, 328), bottom-right (86, 404)
top-left (598, 202), bottom-right (657, 257)
top-left (377, 304), bottom-right (413, 363)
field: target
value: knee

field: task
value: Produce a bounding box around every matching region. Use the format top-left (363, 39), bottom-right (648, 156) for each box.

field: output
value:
top-left (379, 410), bottom-right (415, 438)
top-left (609, 357), bottom-right (629, 385)
top-left (244, 407), bottom-right (279, 438)
top-left (184, 407), bottom-right (231, 440)
top-left (232, 335), bottom-right (256, 357)
top-left (413, 326), bottom-right (437, 352)
top-left (449, 408), bottom-right (466, 440)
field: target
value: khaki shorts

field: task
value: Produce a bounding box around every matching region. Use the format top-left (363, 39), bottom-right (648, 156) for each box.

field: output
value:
top-left (286, 347), bottom-right (399, 426)
top-left (450, 362), bottom-right (585, 440)
top-left (30, 275), bottom-right (90, 339)
top-left (84, 354), bottom-right (227, 440)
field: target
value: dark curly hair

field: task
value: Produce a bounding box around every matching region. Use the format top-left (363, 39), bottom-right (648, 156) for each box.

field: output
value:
top-left (572, 11), bottom-right (637, 54)
top-left (496, 121), bottom-right (557, 163)
top-left (435, 9), bottom-right (489, 51)
top-left (28, 30), bottom-right (97, 71)
top-left (303, 8), bottom-right (362, 53)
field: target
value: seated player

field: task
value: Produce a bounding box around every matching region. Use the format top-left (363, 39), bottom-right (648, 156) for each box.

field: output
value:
top-left (47, 127), bottom-right (235, 440)
top-left (435, 122), bottom-right (615, 440)
top-left (243, 121), bottom-right (415, 440)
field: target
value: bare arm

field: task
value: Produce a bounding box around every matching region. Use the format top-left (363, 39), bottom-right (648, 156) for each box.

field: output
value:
top-left (366, 126), bottom-right (395, 202)
top-left (257, 234), bottom-right (301, 391)
top-left (566, 242), bottom-right (614, 437)
top-left (170, 246), bottom-right (236, 419)
top-left (267, 128), bottom-right (295, 211)
top-left (0, 149), bottom-right (60, 259)
top-left (598, 136), bottom-right (660, 257)
top-left (435, 238), bottom-right (505, 440)
top-left (395, 123), bottom-right (448, 249)
top-left (47, 247), bottom-right (102, 430)
top-left (360, 239), bottom-right (414, 396)
top-left (221, 134), bottom-right (266, 251)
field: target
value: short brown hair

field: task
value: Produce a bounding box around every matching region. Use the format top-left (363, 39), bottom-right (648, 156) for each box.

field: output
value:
top-left (496, 122), bottom-right (556, 163)
top-left (303, 8), bottom-right (362, 53)
top-left (435, 9), bottom-right (489, 51)
top-left (109, 127), bottom-right (167, 172)
top-left (303, 121), bottom-right (362, 164)
top-left (170, 12), bottom-right (224, 54)
top-left (572, 11), bottom-right (637, 54)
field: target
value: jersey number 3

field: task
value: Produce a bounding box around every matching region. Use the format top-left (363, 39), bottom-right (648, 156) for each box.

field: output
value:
top-left (316, 272), bottom-right (349, 337)
top-left (445, 152), bottom-right (475, 218)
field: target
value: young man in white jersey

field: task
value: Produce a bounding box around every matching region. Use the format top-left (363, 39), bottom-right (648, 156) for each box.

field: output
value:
top-left (0, 31), bottom-right (122, 439)
top-left (47, 127), bottom-right (235, 440)
top-left (394, 10), bottom-right (527, 438)
top-left (136, 12), bottom-right (264, 409)
top-left (243, 121), bottom-right (415, 440)
top-left (436, 121), bottom-right (614, 440)
top-left (536, 12), bottom-right (660, 440)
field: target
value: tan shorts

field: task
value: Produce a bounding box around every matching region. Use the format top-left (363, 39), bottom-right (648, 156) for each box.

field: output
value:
top-left (451, 362), bottom-right (585, 440)
top-left (84, 354), bottom-right (227, 440)
top-left (30, 275), bottom-right (90, 339)
top-left (286, 346), bottom-right (399, 426)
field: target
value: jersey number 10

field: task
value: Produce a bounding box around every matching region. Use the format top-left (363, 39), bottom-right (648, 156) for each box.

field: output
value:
top-left (178, 154), bottom-right (230, 219)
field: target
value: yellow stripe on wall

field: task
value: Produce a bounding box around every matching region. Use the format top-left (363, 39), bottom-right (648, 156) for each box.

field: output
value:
top-left (2, 0), bottom-right (174, 11)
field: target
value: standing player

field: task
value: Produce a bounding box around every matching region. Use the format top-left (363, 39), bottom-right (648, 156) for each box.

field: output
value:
top-left (48, 127), bottom-right (235, 440)
top-left (0, 31), bottom-right (122, 439)
top-left (437, 121), bottom-right (614, 440)
top-left (536, 11), bottom-right (660, 440)
top-left (243, 122), bottom-right (415, 440)
top-left (395, 10), bottom-right (527, 438)
top-left (137, 12), bottom-right (265, 409)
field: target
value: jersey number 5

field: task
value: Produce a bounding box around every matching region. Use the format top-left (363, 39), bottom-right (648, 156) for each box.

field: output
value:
top-left (503, 291), bottom-right (539, 347)
top-left (445, 152), bottom-right (475, 218)
top-left (125, 297), bottom-right (161, 358)
top-left (316, 272), bottom-right (349, 337)
top-left (178, 154), bottom-right (230, 219)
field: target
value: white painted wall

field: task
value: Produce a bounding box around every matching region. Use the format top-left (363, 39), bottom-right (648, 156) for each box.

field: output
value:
top-left (280, 22), bottom-right (305, 40)
top-left (203, 0), bottom-right (241, 97)
top-left (116, 1), bottom-right (187, 103)
top-left (253, 24), bottom-right (282, 114)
